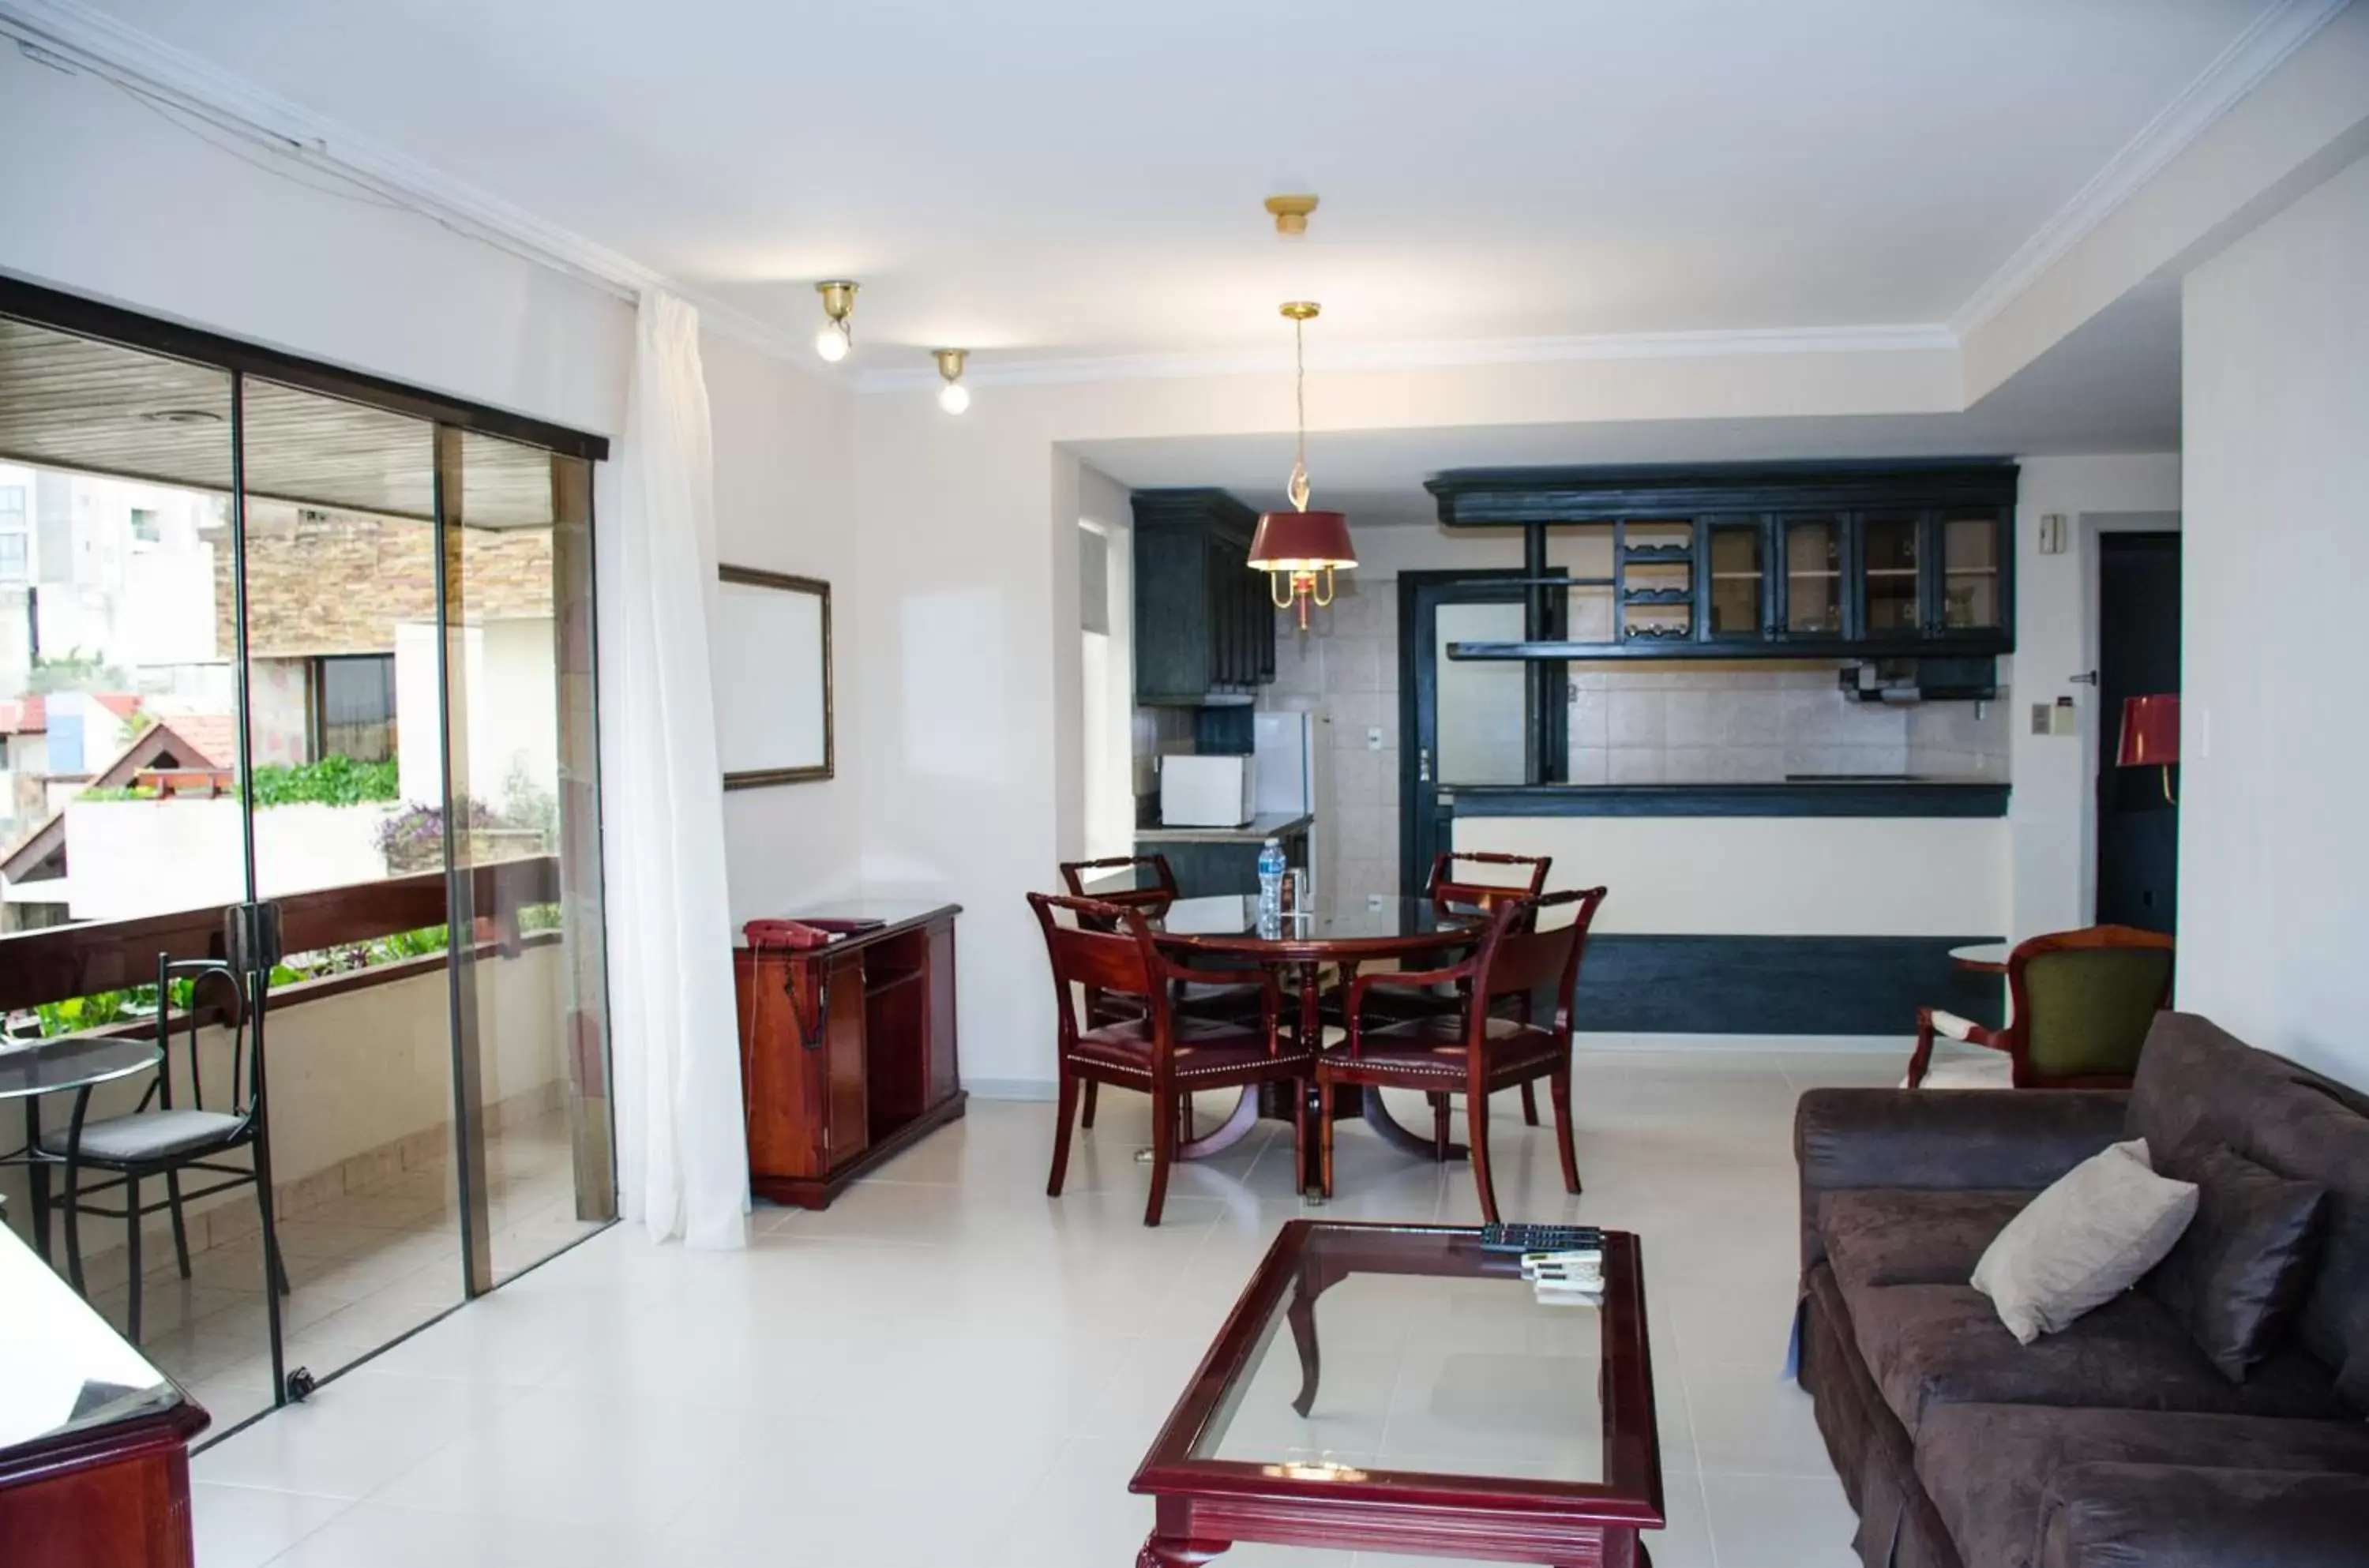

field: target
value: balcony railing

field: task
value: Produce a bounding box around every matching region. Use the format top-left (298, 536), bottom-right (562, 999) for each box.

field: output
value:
top-left (0, 857), bottom-right (561, 1018)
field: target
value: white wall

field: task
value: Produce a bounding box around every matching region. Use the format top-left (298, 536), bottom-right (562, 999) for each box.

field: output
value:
top-left (2178, 150), bottom-right (2369, 1087)
top-left (704, 331), bottom-right (864, 920)
top-left (63, 798), bottom-right (394, 918)
top-left (1077, 465), bottom-right (1135, 862)
top-left (2003, 455), bottom-right (2183, 940)
top-left (1457, 816), bottom-right (2008, 937)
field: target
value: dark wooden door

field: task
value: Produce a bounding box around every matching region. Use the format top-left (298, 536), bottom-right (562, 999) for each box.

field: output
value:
top-left (1399, 572), bottom-right (1564, 897)
top-left (2096, 532), bottom-right (2180, 933)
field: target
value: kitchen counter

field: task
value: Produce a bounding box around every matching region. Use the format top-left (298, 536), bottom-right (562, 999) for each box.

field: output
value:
top-left (1444, 780), bottom-right (2007, 819)
top-left (1136, 811), bottom-right (1315, 844)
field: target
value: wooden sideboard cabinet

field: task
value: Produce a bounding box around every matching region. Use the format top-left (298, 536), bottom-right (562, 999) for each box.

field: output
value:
top-left (732, 901), bottom-right (965, 1209)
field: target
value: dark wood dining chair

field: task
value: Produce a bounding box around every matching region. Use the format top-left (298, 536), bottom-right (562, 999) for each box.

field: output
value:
top-left (1322, 886), bottom-right (1608, 1224)
top-left (1057, 853), bottom-right (1263, 1130)
top-left (1360, 850), bottom-right (1558, 1125)
top-left (1906, 925), bottom-right (2175, 1089)
top-left (1031, 891), bottom-right (1310, 1225)
top-left (47, 957), bottom-right (289, 1342)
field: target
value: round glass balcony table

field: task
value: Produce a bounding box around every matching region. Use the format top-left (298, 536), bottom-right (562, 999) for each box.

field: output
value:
top-left (0, 1035), bottom-right (164, 1266)
top-left (1146, 897), bottom-right (1491, 1176)
top-left (1948, 942), bottom-right (2011, 974)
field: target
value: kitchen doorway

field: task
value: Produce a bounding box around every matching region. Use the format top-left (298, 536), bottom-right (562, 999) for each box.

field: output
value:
top-left (2095, 531), bottom-right (2180, 932)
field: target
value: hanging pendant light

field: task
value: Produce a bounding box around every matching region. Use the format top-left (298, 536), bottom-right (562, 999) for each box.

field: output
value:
top-left (1249, 302), bottom-right (1356, 630)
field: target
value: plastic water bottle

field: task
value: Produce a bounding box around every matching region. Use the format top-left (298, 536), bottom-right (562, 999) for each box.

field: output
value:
top-left (1256, 836), bottom-right (1287, 922)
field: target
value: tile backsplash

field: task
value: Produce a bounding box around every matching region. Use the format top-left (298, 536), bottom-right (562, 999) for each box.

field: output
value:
top-left (1570, 667), bottom-right (2011, 784)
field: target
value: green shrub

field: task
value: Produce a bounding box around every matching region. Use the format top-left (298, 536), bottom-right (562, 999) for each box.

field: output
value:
top-left (250, 755), bottom-right (400, 808)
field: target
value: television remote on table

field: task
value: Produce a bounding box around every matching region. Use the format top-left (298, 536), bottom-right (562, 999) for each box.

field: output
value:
top-left (1477, 1223), bottom-right (1603, 1255)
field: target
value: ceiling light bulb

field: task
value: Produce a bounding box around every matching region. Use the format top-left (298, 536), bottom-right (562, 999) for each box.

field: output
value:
top-left (933, 348), bottom-right (970, 415)
top-left (813, 279), bottom-right (859, 362)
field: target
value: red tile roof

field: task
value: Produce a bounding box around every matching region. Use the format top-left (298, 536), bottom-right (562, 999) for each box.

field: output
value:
top-left (0, 696), bottom-right (45, 734)
top-left (160, 715), bottom-right (238, 770)
top-left (92, 693), bottom-right (142, 721)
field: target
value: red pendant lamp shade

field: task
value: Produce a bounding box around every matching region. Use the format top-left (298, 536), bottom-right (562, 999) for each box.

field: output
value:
top-left (2116, 693), bottom-right (2180, 767)
top-left (1248, 509), bottom-right (1357, 573)
top-left (1249, 509), bottom-right (1357, 628)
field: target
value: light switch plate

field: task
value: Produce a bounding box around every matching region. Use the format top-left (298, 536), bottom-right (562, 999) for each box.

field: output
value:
top-left (2031, 703), bottom-right (2052, 736)
top-left (1367, 726), bottom-right (1384, 751)
top-left (1368, 894), bottom-right (1387, 911)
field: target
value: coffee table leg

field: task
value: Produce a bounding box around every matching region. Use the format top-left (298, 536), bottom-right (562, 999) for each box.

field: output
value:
top-left (1138, 1537), bottom-right (1228, 1568)
top-left (1287, 1274), bottom-right (1322, 1416)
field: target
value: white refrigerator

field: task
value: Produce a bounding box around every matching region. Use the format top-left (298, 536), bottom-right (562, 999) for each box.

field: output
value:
top-left (1252, 711), bottom-right (1327, 902)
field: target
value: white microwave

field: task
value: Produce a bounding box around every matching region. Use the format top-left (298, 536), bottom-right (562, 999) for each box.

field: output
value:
top-left (1159, 755), bottom-right (1256, 827)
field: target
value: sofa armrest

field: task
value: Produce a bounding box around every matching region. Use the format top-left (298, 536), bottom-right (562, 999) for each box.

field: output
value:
top-left (2040, 1465), bottom-right (2369, 1568)
top-left (1795, 1088), bottom-right (2126, 1270)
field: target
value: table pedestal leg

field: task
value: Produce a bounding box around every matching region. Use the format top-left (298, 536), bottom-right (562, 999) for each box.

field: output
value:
top-left (1297, 960), bottom-right (1327, 1199)
top-left (1362, 1089), bottom-right (1468, 1162)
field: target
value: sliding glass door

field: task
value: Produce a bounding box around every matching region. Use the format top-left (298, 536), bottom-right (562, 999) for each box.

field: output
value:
top-left (0, 287), bottom-right (613, 1435)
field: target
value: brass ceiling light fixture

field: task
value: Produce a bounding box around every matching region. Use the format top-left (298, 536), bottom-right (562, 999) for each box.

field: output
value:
top-left (933, 348), bottom-right (971, 414)
top-left (1263, 193), bottom-right (1319, 237)
top-left (813, 279), bottom-right (859, 362)
top-left (1248, 302), bottom-right (1356, 630)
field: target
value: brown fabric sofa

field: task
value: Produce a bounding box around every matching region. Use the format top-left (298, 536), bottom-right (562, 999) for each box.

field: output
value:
top-left (1794, 1012), bottom-right (2369, 1567)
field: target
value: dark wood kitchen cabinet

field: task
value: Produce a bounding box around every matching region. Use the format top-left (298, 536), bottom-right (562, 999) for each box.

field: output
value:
top-left (1131, 488), bottom-right (1275, 703)
top-left (1425, 463), bottom-right (2017, 660)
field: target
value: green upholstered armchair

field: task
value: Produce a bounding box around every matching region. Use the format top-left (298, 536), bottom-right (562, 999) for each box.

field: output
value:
top-left (1906, 925), bottom-right (2176, 1089)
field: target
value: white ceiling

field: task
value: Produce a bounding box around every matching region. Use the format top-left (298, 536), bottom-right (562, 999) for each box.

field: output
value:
top-left (72, 0), bottom-right (2277, 366)
top-left (1076, 280), bottom-right (2183, 523)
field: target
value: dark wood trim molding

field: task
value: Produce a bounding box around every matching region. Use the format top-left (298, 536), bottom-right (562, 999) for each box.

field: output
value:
top-left (1427, 460), bottom-right (2019, 526)
top-left (1444, 782), bottom-right (2010, 819)
top-left (1575, 933), bottom-right (2004, 1034)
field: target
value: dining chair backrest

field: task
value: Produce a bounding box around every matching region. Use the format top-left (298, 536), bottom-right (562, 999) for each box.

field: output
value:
top-left (2009, 925), bottom-right (2176, 1082)
top-left (1029, 891), bottom-right (1176, 1034)
top-left (1477, 887), bottom-right (1608, 1026)
top-left (1059, 854), bottom-right (1178, 903)
top-left (1429, 850), bottom-right (1552, 917)
top-left (154, 955), bottom-right (254, 1124)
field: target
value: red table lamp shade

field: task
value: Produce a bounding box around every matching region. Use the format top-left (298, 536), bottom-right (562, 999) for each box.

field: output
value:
top-left (2116, 693), bottom-right (2180, 768)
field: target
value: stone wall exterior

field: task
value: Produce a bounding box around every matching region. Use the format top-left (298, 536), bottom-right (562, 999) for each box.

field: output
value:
top-left (211, 503), bottom-right (552, 658)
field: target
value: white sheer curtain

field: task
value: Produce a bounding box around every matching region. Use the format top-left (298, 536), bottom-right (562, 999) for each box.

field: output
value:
top-left (603, 290), bottom-right (749, 1249)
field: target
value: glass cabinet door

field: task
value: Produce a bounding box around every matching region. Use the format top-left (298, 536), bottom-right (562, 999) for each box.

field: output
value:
top-left (1938, 512), bottom-right (2004, 632)
top-left (1860, 512), bottom-right (1923, 637)
top-left (1704, 519), bottom-right (1766, 640)
top-left (1781, 516), bottom-right (1843, 636)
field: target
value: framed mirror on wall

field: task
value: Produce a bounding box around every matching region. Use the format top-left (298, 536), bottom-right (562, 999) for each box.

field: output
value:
top-left (715, 565), bottom-right (834, 787)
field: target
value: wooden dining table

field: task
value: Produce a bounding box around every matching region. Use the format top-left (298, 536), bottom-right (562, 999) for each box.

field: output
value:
top-left (1149, 894), bottom-right (1490, 1193)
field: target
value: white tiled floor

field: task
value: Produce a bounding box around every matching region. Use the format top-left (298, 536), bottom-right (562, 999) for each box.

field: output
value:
top-left (191, 1046), bottom-right (1906, 1568)
top-left (58, 1109), bottom-right (603, 1435)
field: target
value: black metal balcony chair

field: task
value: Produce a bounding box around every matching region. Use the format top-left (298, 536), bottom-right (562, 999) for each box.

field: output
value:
top-left (47, 956), bottom-right (287, 1343)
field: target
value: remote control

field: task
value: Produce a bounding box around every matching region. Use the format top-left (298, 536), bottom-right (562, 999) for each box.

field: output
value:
top-left (1477, 1222), bottom-right (1604, 1255)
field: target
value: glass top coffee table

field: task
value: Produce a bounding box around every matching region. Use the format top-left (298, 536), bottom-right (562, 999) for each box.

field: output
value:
top-left (1132, 1221), bottom-right (1663, 1567)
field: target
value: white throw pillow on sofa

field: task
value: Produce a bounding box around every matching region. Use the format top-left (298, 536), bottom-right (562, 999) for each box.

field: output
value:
top-left (1971, 1138), bottom-right (2198, 1344)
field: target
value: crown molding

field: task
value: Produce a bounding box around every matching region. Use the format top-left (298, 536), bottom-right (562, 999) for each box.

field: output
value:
top-left (0, 0), bottom-right (827, 373)
top-left (853, 323), bottom-right (1958, 394)
top-left (1950, 0), bottom-right (2352, 338)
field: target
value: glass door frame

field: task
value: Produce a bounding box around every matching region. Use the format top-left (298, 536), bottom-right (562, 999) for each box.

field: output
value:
top-left (1398, 570), bottom-right (1567, 895)
top-left (0, 276), bottom-right (617, 1403)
